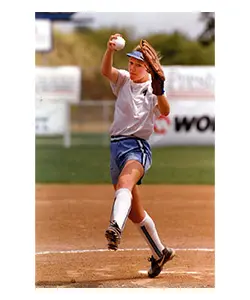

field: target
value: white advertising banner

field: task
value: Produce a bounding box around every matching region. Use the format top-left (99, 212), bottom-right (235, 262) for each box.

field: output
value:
top-left (35, 19), bottom-right (52, 52)
top-left (149, 100), bottom-right (215, 146)
top-left (162, 66), bottom-right (215, 99)
top-left (35, 100), bottom-right (66, 135)
top-left (35, 66), bottom-right (81, 103)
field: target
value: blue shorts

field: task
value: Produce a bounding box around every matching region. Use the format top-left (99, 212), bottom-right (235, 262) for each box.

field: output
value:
top-left (110, 135), bottom-right (152, 185)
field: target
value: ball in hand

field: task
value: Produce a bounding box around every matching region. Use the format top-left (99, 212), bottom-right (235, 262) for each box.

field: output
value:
top-left (113, 36), bottom-right (126, 51)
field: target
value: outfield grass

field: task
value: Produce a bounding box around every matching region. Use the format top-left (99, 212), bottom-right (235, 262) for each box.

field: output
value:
top-left (36, 145), bottom-right (214, 184)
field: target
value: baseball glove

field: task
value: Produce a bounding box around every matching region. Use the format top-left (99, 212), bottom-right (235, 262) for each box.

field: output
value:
top-left (140, 39), bottom-right (165, 96)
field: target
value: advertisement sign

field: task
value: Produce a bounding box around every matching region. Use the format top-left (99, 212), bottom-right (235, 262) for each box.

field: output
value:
top-left (35, 66), bottom-right (81, 103)
top-left (35, 101), bottom-right (66, 135)
top-left (163, 66), bottom-right (215, 99)
top-left (35, 19), bottom-right (52, 52)
top-left (149, 100), bottom-right (215, 146)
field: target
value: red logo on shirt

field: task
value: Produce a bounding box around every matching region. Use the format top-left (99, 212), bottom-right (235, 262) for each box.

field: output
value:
top-left (154, 115), bottom-right (171, 134)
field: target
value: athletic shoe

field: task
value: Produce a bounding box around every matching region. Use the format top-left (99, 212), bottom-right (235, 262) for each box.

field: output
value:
top-left (148, 247), bottom-right (175, 278)
top-left (105, 221), bottom-right (121, 251)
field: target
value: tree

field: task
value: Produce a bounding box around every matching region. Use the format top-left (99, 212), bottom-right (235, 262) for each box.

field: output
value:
top-left (198, 12), bottom-right (215, 46)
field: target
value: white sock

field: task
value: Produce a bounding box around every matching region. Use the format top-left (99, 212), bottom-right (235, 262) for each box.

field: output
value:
top-left (137, 211), bottom-right (165, 259)
top-left (110, 188), bottom-right (132, 231)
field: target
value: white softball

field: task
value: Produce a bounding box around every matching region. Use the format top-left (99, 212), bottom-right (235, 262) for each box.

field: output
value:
top-left (113, 36), bottom-right (126, 51)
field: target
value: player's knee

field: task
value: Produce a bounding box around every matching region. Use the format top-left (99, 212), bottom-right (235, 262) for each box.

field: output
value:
top-left (116, 177), bottom-right (133, 190)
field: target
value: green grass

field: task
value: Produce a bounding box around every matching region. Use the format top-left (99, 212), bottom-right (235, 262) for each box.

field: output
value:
top-left (36, 145), bottom-right (214, 184)
top-left (145, 146), bottom-right (214, 184)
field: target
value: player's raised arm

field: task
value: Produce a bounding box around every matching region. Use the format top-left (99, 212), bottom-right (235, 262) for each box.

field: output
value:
top-left (101, 33), bottom-right (121, 83)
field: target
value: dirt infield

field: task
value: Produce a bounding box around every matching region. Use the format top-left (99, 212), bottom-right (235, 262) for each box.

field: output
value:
top-left (35, 184), bottom-right (214, 288)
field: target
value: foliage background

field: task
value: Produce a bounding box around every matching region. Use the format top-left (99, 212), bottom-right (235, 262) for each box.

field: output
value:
top-left (35, 20), bottom-right (214, 100)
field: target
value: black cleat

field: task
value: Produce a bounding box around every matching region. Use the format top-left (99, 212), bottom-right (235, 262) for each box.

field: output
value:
top-left (105, 221), bottom-right (121, 251)
top-left (148, 247), bottom-right (175, 278)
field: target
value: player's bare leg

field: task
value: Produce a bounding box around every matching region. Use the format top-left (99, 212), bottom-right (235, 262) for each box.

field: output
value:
top-left (129, 185), bottom-right (175, 278)
top-left (105, 160), bottom-right (143, 250)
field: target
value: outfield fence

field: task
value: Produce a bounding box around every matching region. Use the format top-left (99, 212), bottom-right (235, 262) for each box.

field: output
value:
top-left (35, 99), bottom-right (215, 148)
top-left (36, 100), bottom-right (114, 147)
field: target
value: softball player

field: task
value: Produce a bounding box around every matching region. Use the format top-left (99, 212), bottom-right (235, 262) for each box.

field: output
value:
top-left (101, 33), bottom-right (175, 278)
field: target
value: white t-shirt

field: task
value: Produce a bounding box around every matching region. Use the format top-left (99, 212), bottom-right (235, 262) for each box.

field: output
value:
top-left (109, 69), bottom-right (160, 140)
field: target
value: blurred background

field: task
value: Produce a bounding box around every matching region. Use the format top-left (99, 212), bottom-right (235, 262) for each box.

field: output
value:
top-left (35, 12), bottom-right (215, 185)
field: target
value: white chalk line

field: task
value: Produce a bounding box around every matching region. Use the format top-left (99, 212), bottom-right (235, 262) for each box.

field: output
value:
top-left (138, 270), bottom-right (214, 275)
top-left (36, 247), bottom-right (214, 255)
